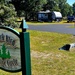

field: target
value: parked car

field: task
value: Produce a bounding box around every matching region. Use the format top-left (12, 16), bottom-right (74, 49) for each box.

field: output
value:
top-left (67, 16), bottom-right (75, 22)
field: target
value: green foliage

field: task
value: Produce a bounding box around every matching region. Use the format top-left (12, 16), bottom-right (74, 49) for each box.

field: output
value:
top-left (24, 0), bottom-right (47, 20)
top-left (43, 0), bottom-right (60, 11)
top-left (72, 3), bottom-right (75, 16)
top-left (0, 2), bottom-right (19, 28)
top-left (11, 0), bottom-right (47, 20)
top-left (61, 3), bottom-right (73, 16)
top-left (4, 0), bottom-right (75, 20)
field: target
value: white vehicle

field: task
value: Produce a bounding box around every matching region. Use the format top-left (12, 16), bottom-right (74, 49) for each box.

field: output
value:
top-left (38, 10), bottom-right (62, 22)
top-left (52, 11), bottom-right (62, 21)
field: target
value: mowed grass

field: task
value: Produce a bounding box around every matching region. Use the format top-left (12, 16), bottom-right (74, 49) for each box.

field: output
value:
top-left (1, 30), bottom-right (75, 75)
top-left (27, 20), bottom-right (74, 25)
top-left (29, 30), bottom-right (75, 75)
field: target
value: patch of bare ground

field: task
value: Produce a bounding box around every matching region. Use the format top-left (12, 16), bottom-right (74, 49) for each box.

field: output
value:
top-left (31, 50), bottom-right (69, 60)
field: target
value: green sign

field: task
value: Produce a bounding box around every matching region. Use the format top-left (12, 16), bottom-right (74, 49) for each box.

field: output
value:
top-left (0, 27), bottom-right (21, 72)
top-left (0, 20), bottom-right (31, 75)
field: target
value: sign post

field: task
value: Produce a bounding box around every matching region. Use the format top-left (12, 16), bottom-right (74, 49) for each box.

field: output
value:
top-left (0, 20), bottom-right (31, 75)
top-left (20, 20), bottom-right (31, 75)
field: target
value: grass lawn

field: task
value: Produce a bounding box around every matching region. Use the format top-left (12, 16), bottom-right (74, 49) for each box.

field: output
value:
top-left (68, 24), bottom-right (75, 28)
top-left (27, 20), bottom-right (74, 25)
top-left (1, 30), bottom-right (75, 75)
top-left (30, 30), bottom-right (75, 75)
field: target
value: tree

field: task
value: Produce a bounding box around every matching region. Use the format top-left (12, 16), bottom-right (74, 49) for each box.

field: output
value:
top-left (43, 0), bottom-right (60, 11)
top-left (58, 0), bottom-right (66, 16)
top-left (0, 50), bottom-right (1, 57)
top-left (58, 0), bottom-right (67, 9)
top-left (7, 50), bottom-right (11, 58)
top-left (67, 6), bottom-right (73, 16)
top-left (61, 3), bottom-right (73, 17)
top-left (56, 0), bottom-right (73, 17)
top-left (72, 3), bottom-right (75, 16)
top-left (10, 0), bottom-right (74, 19)
top-left (11, 0), bottom-right (47, 20)
top-left (0, 1), bottom-right (19, 27)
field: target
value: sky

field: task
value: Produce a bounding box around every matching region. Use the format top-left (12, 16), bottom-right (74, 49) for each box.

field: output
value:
top-left (67, 0), bottom-right (75, 6)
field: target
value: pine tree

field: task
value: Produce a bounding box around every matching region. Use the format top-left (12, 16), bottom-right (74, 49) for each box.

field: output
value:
top-left (7, 50), bottom-right (11, 58)
top-left (1, 44), bottom-right (7, 59)
top-left (2, 44), bottom-right (6, 54)
top-left (0, 50), bottom-right (1, 57)
top-left (1, 44), bottom-right (11, 59)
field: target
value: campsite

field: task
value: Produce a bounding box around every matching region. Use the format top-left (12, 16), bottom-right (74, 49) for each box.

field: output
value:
top-left (0, 0), bottom-right (75, 75)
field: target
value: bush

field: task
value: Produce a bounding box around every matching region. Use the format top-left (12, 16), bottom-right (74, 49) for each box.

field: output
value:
top-left (0, 4), bottom-right (19, 28)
